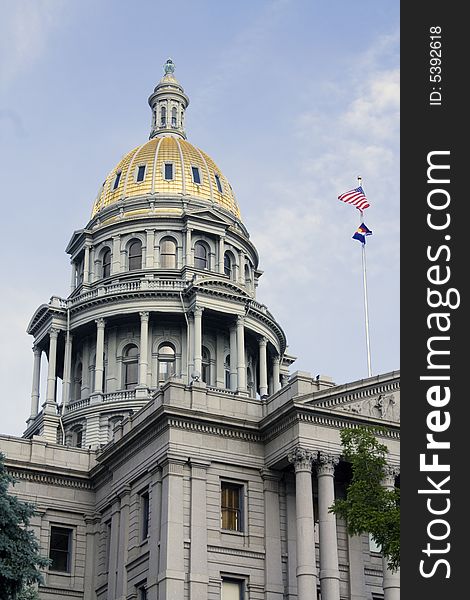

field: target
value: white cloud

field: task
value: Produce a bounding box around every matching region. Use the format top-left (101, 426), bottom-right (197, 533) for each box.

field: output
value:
top-left (0, 0), bottom-right (67, 88)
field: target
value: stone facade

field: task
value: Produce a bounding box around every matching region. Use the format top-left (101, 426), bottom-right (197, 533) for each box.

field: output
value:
top-left (1, 62), bottom-right (399, 600)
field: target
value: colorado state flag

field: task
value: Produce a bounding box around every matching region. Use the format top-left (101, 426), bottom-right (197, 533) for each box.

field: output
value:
top-left (352, 223), bottom-right (372, 244)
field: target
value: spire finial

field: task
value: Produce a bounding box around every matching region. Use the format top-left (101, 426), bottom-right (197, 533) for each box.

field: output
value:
top-left (164, 58), bottom-right (175, 76)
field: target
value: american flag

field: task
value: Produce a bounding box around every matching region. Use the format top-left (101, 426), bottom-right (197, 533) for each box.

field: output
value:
top-left (337, 186), bottom-right (370, 211)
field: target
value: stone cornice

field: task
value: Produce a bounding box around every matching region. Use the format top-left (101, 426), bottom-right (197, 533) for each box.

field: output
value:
top-left (6, 467), bottom-right (93, 490)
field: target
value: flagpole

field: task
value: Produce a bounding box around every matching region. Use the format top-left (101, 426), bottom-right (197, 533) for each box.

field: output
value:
top-left (358, 176), bottom-right (372, 377)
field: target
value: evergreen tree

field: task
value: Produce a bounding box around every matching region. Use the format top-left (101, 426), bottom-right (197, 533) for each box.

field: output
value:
top-left (0, 452), bottom-right (49, 599)
top-left (330, 428), bottom-right (400, 571)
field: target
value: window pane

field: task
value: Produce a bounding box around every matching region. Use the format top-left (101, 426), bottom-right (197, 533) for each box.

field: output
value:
top-left (160, 238), bottom-right (176, 269)
top-left (49, 527), bottom-right (71, 572)
top-left (125, 362), bottom-right (138, 389)
top-left (102, 249), bottom-right (111, 278)
top-left (224, 253), bottom-right (232, 277)
top-left (164, 163), bottom-right (173, 180)
top-left (137, 165), bottom-right (146, 182)
top-left (221, 483), bottom-right (242, 531)
top-left (128, 241), bottom-right (142, 270)
top-left (222, 580), bottom-right (243, 600)
top-left (194, 243), bottom-right (207, 269)
top-left (192, 166), bottom-right (201, 184)
top-left (141, 492), bottom-right (150, 539)
top-left (215, 174), bottom-right (223, 193)
top-left (113, 171), bottom-right (121, 190)
top-left (125, 345), bottom-right (139, 358)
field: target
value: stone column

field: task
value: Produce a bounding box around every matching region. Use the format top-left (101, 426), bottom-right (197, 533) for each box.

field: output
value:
top-left (316, 452), bottom-right (341, 600)
top-left (147, 468), bottom-right (162, 600)
top-left (273, 355), bottom-right (281, 393)
top-left (261, 469), bottom-right (283, 600)
top-left (83, 243), bottom-right (91, 285)
top-left (218, 235), bottom-right (225, 274)
top-left (216, 332), bottom-right (225, 388)
top-left (107, 498), bottom-right (121, 599)
top-left (229, 324), bottom-right (238, 391)
top-left (138, 312), bottom-right (150, 390)
top-left (288, 447), bottom-right (318, 599)
top-left (158, 457), bottom-right (185, 598)
top-left (189, 460), bottom-right (210, 600)
top-left (187, 312), bottom-right (194, 381)
top-left (116, 488), bottom-right (131, 599)
top-left (238, 250), bottom-right (245, 284)
top-left (236, 315), bottom-right (246, 392)
top-left (44, 328), bottom-right (59, 414)
top-left (112, 235), bottom-right (121, 274)
top-left (146, 229), bottom-right (155, 268)
top-left (84, 516), bottom-right (99, 600)
top-left (193, 306), bottom-right (203, 378)
top-left (62, 333), bottom-right (73, 407)
top-left (382, 466), bottom-right (400, 600)
top-left (259, 337), bottom-right (268, 397)
top-left (70, 261), bottom-right (77, 292)
top-left (94, 318), bottom-right (105, 394)
top-left (29, 346), bottom-right (42, 420)
top-left (185, 228), bottom-right (193, 267)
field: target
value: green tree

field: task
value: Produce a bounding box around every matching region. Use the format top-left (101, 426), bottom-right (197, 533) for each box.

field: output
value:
top-left (0, 452), bottom-right (49, 599)
top-left (329, 428), bottom-right (400, 571)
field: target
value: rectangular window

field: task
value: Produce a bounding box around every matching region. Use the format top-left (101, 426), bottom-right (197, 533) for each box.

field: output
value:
top-left (141, 490), bottom-right (150, 539)
top-left (369, 532), bottom-right (381, 553)
top-left (191, 166), bottom-right (201, 184)
top-left (49, 526), bottom-right (72, 573)
top-left (222, 579), bottom-right (244, 600)
top-left (136, 165), bottom-right (146, 182)
top-left (215, 173), bottom-right (223, 193)
top-left (139, 586), bottom-right (148, 600)
top-left (113, 171), bottom-right (122, 190)
top-left (164, 163), bottom-right (174, 180)
top-left (221, 482), bottom-right (243, 531)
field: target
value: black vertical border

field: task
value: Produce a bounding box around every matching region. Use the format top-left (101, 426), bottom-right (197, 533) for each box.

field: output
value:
top-left (401, 3), bottom-right (467, 598)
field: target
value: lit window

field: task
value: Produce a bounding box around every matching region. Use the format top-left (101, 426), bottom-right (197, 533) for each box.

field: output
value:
top-left (221, 482), bottom-right (243, 531)
top-left (191, 166), bottom-right (201, 184)
top-left (136, 165), bottom-right (146, 182)
top-left (141, 490), bottom-right (150, 540)
top-left (113, 171), bottom-right (122, 190)
top-left (158, 344), bottom-right (176, 383)
top-left (171, 107), bottom-right (177, 127)
top-left (215, 174), bottom-right (223, 193)
top-left (123, 344), bottom-right (139, 390)
top-left (128, 240), bottom-right (142, 270)
top-left (202, 346), bottom-right (210, 384)
top-left (194, 241), bottom-right (208, 270)
top-left (164, 163), bottom-right (174, 180)
top-left (102, 248), bottom-right (111, 278)
top-left (160, 106), bottom-right (166, 126)
top-left (160, 237), bottom-right (177, 269)
top-left (49, 526), bottom-right (72, 573)
top-left (222, 579), bottom-right (244, 600)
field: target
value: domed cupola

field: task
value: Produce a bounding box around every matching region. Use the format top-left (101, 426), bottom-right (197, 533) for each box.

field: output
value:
top-left (23, 61), bottom-right (295, 450)
top-left (148, 58), bottom-right (189, 140)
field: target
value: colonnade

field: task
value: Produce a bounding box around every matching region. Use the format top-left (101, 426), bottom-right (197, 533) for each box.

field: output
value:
top-left (28, 309), bottom-right (283, 421)
top-left (288, 446), bottom-right (400, 600)
top-left (72, 229), bottom-right (250, 290)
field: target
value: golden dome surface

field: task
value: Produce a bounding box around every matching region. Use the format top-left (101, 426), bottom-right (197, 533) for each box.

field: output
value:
top-left (91, 136), bottom-right (240, 219)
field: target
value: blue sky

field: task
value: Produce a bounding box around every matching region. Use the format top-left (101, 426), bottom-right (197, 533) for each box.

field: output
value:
top-left (0, 0), bottom-right (399, 435)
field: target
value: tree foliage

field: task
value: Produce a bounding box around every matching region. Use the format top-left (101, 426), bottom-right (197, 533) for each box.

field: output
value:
top-left (329, 428), bottom-right (400, 571)
top-left (0, 452), bottom-right (49, 599)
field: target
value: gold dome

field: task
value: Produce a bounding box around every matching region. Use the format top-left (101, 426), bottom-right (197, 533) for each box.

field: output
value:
top-left (91, 136), bottom-right (240, 219)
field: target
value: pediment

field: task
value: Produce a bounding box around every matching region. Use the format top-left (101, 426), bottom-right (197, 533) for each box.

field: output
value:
top-left (186, 208), bottom-right (230, 226)
top-left (305, 375), bottom-right (400, 423)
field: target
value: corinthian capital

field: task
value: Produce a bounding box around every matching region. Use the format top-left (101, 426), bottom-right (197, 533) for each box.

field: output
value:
top-left (288, 446), bottom-right (314, 472)
top-left (316, 452), bottom-right (340, 476)
top-left (383, 463), bottom-right (400, 488)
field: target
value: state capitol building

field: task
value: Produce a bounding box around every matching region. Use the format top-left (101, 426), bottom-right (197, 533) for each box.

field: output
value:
top-left (1, 60), bottom-right (400, 600)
